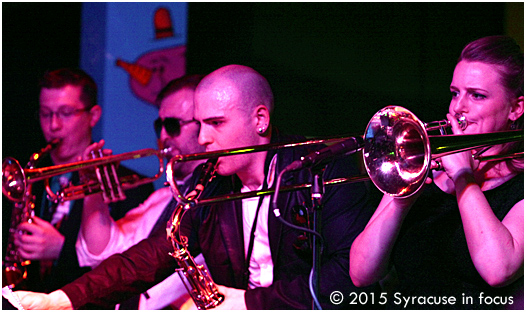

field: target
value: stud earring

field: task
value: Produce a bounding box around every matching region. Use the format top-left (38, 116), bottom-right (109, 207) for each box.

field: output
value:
top-left (258, 124), bottom-right (268, 134)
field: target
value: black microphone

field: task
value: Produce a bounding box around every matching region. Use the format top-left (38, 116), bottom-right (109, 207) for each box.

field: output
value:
top-left (284, 136), bottom-right (364, 171)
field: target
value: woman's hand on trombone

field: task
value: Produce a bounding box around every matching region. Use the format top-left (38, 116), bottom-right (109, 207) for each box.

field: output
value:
top-left (433, 113), bottom-right (480, 193)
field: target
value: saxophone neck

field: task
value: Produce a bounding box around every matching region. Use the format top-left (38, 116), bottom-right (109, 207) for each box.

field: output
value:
top-left (27, 138), bottom-right (60, 169)
top-left (194, 159), bottom-right (218, 195)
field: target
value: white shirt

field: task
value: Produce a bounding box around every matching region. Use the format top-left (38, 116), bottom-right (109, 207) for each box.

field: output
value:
top-left (76, 186), bottom-right (205, 309)
top-left (241, 154), bottom-right (276, 289)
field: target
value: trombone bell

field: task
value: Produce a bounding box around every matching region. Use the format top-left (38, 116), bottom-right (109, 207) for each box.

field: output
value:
top-left (363, 106), bottom-right (430, 198)
top-left (363, 106), bottom-right (524, 198)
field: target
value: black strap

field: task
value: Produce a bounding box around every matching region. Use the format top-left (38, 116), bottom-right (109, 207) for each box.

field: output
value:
top-left (41, 176), bottom-right (61, 221)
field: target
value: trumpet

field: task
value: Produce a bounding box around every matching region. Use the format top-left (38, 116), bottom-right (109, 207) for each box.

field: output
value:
top-left (2, 147), bottom-right (170, 204)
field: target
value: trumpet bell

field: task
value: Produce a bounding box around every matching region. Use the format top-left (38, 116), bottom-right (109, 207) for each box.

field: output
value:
top-left (363, 106), bottom-right (430, 198)
top-left (2, 157), bottom-right (26, 202)
top-left (2, 147), bottom-right (167, 204)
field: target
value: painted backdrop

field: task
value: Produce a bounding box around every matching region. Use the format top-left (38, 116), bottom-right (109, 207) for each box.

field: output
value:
top-left (81, 3), bottom-right (188, 189)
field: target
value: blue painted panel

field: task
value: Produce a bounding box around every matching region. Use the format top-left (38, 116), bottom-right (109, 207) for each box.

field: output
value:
top-left (81, 3), bottom-right (188, 189)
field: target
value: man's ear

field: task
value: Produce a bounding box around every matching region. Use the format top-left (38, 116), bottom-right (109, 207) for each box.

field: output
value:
top-left (89, 105), bottom-right (102, 128)
top-left (255, 105), bottom-right (270, 135)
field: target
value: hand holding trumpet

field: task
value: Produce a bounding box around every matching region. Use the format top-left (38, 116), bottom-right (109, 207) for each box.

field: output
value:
top-left (76, 140), bottom-right (121, 256)
top-left (76, 140), bottom-right (112, 184)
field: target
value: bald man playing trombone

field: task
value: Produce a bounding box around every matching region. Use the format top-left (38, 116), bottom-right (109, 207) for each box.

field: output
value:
top-left (12, 64), bottom-right (377, 310)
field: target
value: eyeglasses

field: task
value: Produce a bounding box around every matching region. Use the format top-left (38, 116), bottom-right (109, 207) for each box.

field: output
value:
top-left (38, 106), bottom-right (90, 121)
top-left (154, 117), bottom-right (197, 138)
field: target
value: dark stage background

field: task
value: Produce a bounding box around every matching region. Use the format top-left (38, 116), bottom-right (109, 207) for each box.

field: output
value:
top-left (2, 3), bottom-right (524, 252)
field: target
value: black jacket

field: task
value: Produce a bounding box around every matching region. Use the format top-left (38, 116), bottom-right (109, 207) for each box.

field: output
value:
top-left (61, 131), bottom-right (377, 309)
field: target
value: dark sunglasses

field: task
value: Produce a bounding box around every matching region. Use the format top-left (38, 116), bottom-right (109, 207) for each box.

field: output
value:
top-left (154, 117), bottom-right (197, 138)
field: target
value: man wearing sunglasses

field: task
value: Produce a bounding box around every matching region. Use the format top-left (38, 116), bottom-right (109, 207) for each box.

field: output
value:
top-left (14, 65), bottom-right (376, 310)
top-left (153, 75), bottom-right (206, 184)
top-left (74, 75), bottom-right (207, 309)
top-left (12, 68), bottom-right (153, 293)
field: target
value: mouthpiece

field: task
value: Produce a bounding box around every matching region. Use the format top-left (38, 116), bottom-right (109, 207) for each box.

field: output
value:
top-left (455, 114), bottom-right (467, 131)
top-left (424, 115), bottom-right (467, 133)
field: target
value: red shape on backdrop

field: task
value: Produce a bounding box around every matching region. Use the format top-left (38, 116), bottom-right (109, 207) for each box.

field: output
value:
top-left (116, 60), bottom-right (152, 86)
top-left (154, 7), bottom-right (174, 39)
top-left (116, 45), bottom-right (186, 106)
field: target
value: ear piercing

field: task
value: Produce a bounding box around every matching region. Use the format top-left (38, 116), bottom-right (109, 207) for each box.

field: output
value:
top-left (258, 124), bottom-right (268, 134)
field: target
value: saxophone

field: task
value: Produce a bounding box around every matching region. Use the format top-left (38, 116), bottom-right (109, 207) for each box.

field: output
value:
top-left (166, 159), bottom-right (225, 310)
top-left (2, 139), bottom-right (59, 289)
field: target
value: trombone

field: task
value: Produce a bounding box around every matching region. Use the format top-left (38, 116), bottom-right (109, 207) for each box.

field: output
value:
top-left (166, 136), bottom-right (354, 205)
top-left (363, 106), bottom-right (523, 197)
top-left (2, 147), bottom-right (170, 204)
top-left (166, 105), bottom-right (523, 205)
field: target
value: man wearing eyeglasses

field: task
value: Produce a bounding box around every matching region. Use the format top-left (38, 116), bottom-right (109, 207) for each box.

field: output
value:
top-left (12, 68), bottom-right (153, 293)
top-left (73, 75), bottom-right (207, 309)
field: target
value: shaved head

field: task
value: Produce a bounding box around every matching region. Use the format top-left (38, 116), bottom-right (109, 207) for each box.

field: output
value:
top-left (193, 65), bottom-right (273, 186)
top-left (196, 65), bottom-right (274, 116)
